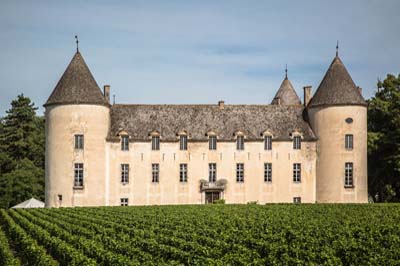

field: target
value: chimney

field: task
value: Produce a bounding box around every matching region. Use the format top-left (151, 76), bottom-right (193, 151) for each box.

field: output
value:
top-left (218, 100), bottom-right (225, 110)
top-left (303, 86), bottom-right (312, 107)
top-left (357, 86), bottom-right (362, 95)
top-left (103, 85), bottom-right (110, 103)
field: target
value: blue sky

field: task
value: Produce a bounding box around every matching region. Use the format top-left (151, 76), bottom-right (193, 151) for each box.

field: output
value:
top-left (0, 0), bottom-right (399, 115)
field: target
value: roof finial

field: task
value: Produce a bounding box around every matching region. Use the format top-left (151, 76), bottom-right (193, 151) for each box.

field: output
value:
top-left (75, 35), bottom-right (79, 53)
top-left (285, 64), bottom-right (288, 79)
top-left (336, 40), bottom-right (339, 57)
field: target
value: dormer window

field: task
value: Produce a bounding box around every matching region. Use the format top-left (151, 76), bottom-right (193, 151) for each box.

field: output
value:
top-left (264, 135), bottom-right (272, 150)
top-left (152, 136), bottom-right (160, 150)
top-left (235, 132), bottom-right (245, 150)
top-left (293, 136), bottom-right (301, 150)
top-left (209, 136), bottom-right (217, 150)
top-left (180, 135), bottom-right (188, 150)
top-left (74, 134), bottom-right (84, 149)
top-left (121, 135), bottom-right (129, 151)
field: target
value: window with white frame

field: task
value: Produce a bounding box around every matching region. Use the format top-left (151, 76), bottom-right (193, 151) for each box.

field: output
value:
top-left (121, 164), bottom-right (129, 184)
top-left (237, 136), bottom-right (244, 150)
top-left (264, 135), bottom-right (272, 150)
top-left (345, 134), bottom-right (353, 150)
top-left (152, 136), bottom-right (160, 150)
top-left (180, 135), bottom-right (188, 150)
top-left (121, 136), bottom-right (129, 151)
top-left (120, 198), bottom-right (128, 206)
top-left (236, 163), bottom-right (244, 182)
top-left (74, 163), bottom-right (84, 187)
top-left (209, 163), bottom-right (217, 182)
top-left (179, 163), bottom-right (188, 182)
top-left (209, 136), bottom-right (217, 150)
top-left (293, 163), bottom-right (301, 182)
top-left (345, 162), bottom-right (353, 187)
top-left (293, 136), bottom-right (301, 150)
top-left (264, 163), bottom-right (272, 182)
top-left (293, 197), bottom-right (301, 203)
top-left (152, 163), bottom-right (159, 183)
top-left (74, 134), bottom-right (84, 149)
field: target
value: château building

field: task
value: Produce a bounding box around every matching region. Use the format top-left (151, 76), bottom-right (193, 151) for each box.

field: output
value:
top-left (44, 45), bottom-right (368, 207)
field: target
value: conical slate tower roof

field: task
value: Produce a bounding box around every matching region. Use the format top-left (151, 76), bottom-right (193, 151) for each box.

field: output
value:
top-left (308, 56), bottom-right (366, 108)
top-left (271, 77), bottom-right (301, 105)
top-left (44, 51), bottom-right (108, 107)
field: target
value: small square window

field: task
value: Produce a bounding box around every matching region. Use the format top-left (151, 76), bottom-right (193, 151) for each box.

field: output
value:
top-left (293, 197), bottom-right (301, 204)
top-left (120, 198), bottom-right (128, 206)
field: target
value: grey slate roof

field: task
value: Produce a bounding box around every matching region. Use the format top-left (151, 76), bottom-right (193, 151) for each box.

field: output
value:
top-left (44, 52), bottom-right (109, 107)
top-left (109, 104), bottom-right (316, 141)
top-left (308, 56), bottom-right (366, 108)
top-left (271, 77), bottom-right (302, 105)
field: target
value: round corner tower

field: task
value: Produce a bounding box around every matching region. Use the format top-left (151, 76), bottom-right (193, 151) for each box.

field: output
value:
top-left (44, 50), bottom-right (110, 207)
top-left (307, 54), bottom-right (368, 203)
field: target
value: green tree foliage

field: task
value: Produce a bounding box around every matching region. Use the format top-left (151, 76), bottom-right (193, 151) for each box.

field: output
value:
top-left (0, 94), bottom-right (45, 208)
top-left (368, 74), bottom-right (400, 202)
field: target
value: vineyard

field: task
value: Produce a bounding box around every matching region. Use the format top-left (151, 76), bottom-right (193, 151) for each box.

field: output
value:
top-left (0, 204), bottom-right (399, 266)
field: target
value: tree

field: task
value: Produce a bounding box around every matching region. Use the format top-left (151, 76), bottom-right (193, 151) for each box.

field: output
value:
top-left (368, 74), bottom-right (400, 202)
top-left (0, 94), bottom-right (45, 208)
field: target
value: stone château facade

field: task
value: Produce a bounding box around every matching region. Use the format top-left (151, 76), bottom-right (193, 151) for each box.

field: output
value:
top-left (44, 47), bottom-right (368, 207)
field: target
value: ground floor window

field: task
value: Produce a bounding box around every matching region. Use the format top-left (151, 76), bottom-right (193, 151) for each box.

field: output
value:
top-left (293, 197), bottom-right (301, 204)
top-left (120, 198), bottom-right (128, 206)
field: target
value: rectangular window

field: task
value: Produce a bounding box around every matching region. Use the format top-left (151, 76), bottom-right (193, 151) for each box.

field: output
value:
top-left (236, 163), bottom-right (244, 182)
top-left (74, 163), bottom-right (84, 187)
top-left (264, 163), bottom-right (272, 182)
top-left (345, 134), bottom-right (353, 150)
top-left (121, 136), bottom-right (129, 151)
top-left (152, 163), bottom-right (159, 183)
top-left (74, 134), bottom-right (84, 149)
top-left (180, 135), bottom-right (188, 150)
top-left (293, 136), bottom-right (301, 150)
top-left (209, 136), bottom-right (217, 150)
top-left (345, 162), bottom-right (353, 187)
top-left (179, 163), bottom-right (188, 182)
top-left (120, 198), bottom-right (128, 206)
top-left (293, 197), bottom-right (301, 204)
top-left (152, 136), bottom-right (160, 150)
top-left (264, 136), bottom-right (272, 150)
top-left (209, 163), bottom-right (217, 182)
top-left (237, 136), bottom-right (244, 150)
top-left (121, 164), bottom-right (129, 184)
top-left (293, 163), bottom-right (301, 182)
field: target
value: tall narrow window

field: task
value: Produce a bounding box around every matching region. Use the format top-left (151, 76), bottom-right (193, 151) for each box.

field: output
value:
top-left (74, 134), bottom-right (84, 149)
top-left (237, 136), bottom-right (244, 150)
top-left (180, 135), bottom-right (188, 150)
top-left (209, 136), bottom-right (217, 150)
top-left (345, 162), bottom-right (353, 187)
top-left (152, 136), bottom-right (160, 150)
top-left (121, 164), bottom-right (129, 184)
top-left (209, 163), bottom-right (217, 182)
top-left (179, 163), bottom-right (188, 182)
top-left (264, 163), bottom-right (272, 182)
top-left (236, 163), bottom-right (244, 182)
top-left (264, 136), bottom-right (272, 150)
top-left (120, 198), bottom-right (128, 206)
top-left (345, 134), bottom-right (353, 150)
top-left (293, 136), bottom-right (301, 150)
top-left (74, 163), bottom-right (84, 187)
top-left (152, 163), bottom-right (159, 183)
top-left (293, 163), bottom-right (301, 182)
top-left (121, 136), bottom-right (129, 151)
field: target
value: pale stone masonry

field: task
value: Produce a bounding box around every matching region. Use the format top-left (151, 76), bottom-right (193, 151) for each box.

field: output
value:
top-left (44, 49), bottom-right (368, 207)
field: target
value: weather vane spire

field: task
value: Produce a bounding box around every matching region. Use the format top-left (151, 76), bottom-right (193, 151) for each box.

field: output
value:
top-left (336, 40), bottom-right (339, 57)
top-left (75, 35), bottom-right (79, 53)
top-left (285, 64), bottom-right (288, 79)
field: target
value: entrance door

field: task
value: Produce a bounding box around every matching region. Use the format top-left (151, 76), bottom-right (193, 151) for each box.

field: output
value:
top-left (205, 192), bottom-right (220, 204)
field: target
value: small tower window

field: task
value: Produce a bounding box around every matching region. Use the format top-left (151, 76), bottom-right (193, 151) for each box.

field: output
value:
top-left (74, 163), bottom-right (84, 187)
top-left (345, 134), bottom-right (353, 150)
top-left (293, 136), bottom-right (301, 150)
top-left (293, 163), bottom-right (301, 182)
top-left (152, 136), bottom-right (160, 150)
top-left (152, 163), bottom-right (159, 183)
top-left (264, 163), bottom-right (272, 182)
top-left (121, 136), bottom-right (129, 151)
top-left (121, 164), bottom-right (129, 184)
top-left (209, 136), bottom-right (217, 150)
top-left (236, 163), bottom-right (244, 182)
top-left (264, 135), bottom-right (272, 150)
top-left (180, 135), bottom-right (188, 150)
top-left (345, 162), bottom-right (353, 187)
top-left (179, 163), bottom-right (188, 182)
top-left (74, 134), bottom-right (84, 149)
top-left (236, 136), bottom-right (244, 150)
top-left (209, 163), bottom-right (217, 182)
